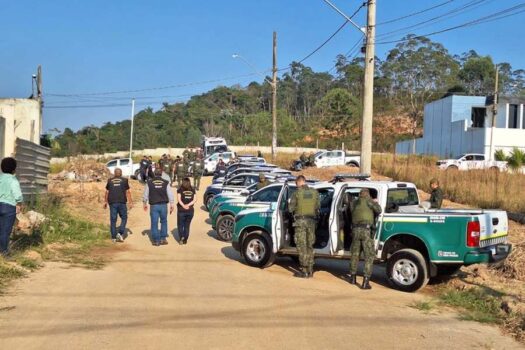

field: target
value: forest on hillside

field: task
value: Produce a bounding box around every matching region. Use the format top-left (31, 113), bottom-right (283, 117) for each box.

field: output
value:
top-left (51, 35), bottom-right (525, 157)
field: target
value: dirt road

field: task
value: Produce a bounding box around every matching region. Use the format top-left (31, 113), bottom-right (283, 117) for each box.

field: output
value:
top-left (0, 177), bottom-right (522, 350)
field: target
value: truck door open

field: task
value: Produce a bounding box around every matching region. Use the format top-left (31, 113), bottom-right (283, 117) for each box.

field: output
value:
top-left (272, 184), bottom-right (288, 253)
top-left (329, 184), bottom-right (347, 254)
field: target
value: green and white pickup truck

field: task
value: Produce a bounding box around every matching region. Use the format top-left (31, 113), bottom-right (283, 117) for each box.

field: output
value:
top-left (231, 180), bottom-right (512, 292)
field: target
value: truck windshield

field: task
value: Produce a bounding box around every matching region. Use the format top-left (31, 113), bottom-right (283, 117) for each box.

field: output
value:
top-left (386, 188), bottom-right (419, 207)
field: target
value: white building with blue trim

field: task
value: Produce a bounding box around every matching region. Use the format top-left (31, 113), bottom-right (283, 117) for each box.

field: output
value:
top-left (395, 95), bottom-right (525, 158)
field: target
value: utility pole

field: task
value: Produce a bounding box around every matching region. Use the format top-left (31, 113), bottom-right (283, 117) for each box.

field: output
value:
top-left (129, 98), bottom-right (135, 159)
top-left (489, 65), bottom-right (499, 161)
top-left (271, 31), bottom-right (278, 161)
top-left (360, 0), bottom-right (376, 175)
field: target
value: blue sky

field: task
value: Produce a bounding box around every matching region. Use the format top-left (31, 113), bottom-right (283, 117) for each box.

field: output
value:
top-left (0, 0), bottom-right (523, 132)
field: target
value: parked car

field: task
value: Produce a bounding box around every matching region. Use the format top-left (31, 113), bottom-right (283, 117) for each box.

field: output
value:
top-left (203, 173), bottom-right (280, 210)
top-left (436, 153), bottom-right (507, 171)
top-left (232, 180), bottom-right (511, 292)
top-left (211, 183), bottom-right (288, 241)
top-left (315, 150), bottom-right (360, 168)
top-left (105, 158), bottom-right (141, 178)
top-left (212, 166), bottom-right (291, 184)
top-left (237, 155), bottom-right (266, 164)
top-left (203, 151), bottom-right (236, 175)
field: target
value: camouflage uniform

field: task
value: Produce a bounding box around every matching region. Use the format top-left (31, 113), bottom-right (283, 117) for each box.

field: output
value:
top-left (299, 153), bottom-right (307, 165)
top-left (430, 187), bottom-right (444, 209)
top-left (176, 161), bottom-right (187, 188)
top-left (308, 153), bottom-right (316, 167)
top-left (349, 192), bottom-right (382, 280)
top-left (256, 174), bottom-right (270, 191)
top-left (289, 185), bottom-right (320, 276)
top-left (192, 159), bottom-right (204, 191)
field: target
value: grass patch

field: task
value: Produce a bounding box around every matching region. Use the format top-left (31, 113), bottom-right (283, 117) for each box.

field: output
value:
top-left (373, 153), bottom-right (525, 213)
top-left (0, 262), bottom-right (25, 294)
top-left (49, 162), bottom-right (67, 174)
top-left (2, 194), bottom-right (110, 292)
top-left (438, 286), bottom-right (505, 324)
top-left (410, 300), bottom-right (435, 313)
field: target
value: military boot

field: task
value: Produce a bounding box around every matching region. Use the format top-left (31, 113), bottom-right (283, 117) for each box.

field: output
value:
top-left (349, 274), bottom-right (357, 285)
top-left (361, 277), bottom-right (372, 290)
top-left (294, 269), bottom-right (309, 279)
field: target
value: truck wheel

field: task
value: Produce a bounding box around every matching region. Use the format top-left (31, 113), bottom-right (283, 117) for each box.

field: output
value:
top-left (216, 214), bottom-right (234, 242)
top-left (386, 248), bottom-right (429, 292)
top-left (133, 169), bottom-right (141, 181)
top-left (346, 162), bottom-right (358, 168)
top-left (205, 195), bottom-right (214, 211)
top-left (242, 232), bottom-right (274, 268)
top-left (447, 165), bottom-right (458, 171)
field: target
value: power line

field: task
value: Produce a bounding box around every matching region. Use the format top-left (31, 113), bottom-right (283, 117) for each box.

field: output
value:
top-left (376, 2), bottom-right (525, 45)
top-left (45, 73), bottom-right (260, 97)
top-left (377, 0), bottom-right (456, 25)
top-left (376, 0), bottom-right (491, 39)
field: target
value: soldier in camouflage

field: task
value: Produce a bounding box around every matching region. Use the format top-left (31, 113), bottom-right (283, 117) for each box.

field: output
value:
top-left (288, 175), bottom-right (320, 279)
top-left (429, 178), bottom-right (444, 209)
top-left (255, 173), bottom-right (270, 190)
top-left (192, 156), bottom-right (204, 191)
top-left (176, 158), bottom-right (188, 188)
top-left (349, 188), bottom-right (382, 290)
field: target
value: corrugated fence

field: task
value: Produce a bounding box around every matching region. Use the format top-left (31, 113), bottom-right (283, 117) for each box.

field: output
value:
top-left (15, 138), bottom-right (50, 199)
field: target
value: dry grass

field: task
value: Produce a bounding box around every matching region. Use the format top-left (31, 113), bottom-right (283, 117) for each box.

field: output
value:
top-left (372, 154), bottom-right (525, 214)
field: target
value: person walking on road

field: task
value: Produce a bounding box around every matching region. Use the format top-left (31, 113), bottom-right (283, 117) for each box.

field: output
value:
top-left (104, 168), bottom-right (133, 243)
top-left (176, 158), bottom-right (187, 188)
top-left (349, 188), bottom-right (382, 290)
top-left (429, 178), bottom-right (444, 209)
top-left (143, 168), bottom-right (175, 246)
top-left (0, 157), bottom-right (23, 256)
top-left (139, 155), bottom-right (149, 182)
top-left (214, 159), bottom-right (227, 179)
top-left (192, 156), bottom-right (204, 191)
top-left (288, 175), bottom-right (319, 279)
top-left (177, 177), bottom-right (197, 245)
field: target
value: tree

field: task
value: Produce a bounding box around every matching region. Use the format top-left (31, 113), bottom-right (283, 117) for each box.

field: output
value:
top-left (316, 88), bottom-right (361, 134)
top-left (382, 35), bottom-right (459, 134)
top-left (458, 55), bottom-right (495, 95)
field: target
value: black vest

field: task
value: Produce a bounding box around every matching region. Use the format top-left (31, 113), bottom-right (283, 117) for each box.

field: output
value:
top-left (147, 177), bottom-right (169, 205)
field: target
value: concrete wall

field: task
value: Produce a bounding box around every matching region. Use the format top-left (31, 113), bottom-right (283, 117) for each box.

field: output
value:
top-left (50, 145), bottom-right (330, 164)
top-left (0, 98), bottom-right (41, 158)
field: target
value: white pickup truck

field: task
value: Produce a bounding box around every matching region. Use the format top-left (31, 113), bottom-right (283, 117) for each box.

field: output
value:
top-left (106, 158), bottom-right (141, 178)
top-left (314, 150), bottom-right (360, 168)
top-left (436, 153), bottom-right (507, 171)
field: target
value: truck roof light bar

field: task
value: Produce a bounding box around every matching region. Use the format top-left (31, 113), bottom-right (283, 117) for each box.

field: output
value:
top-left (331, 174), bottom-right (371, 183)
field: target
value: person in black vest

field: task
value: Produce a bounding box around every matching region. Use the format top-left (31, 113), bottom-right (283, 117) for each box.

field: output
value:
top-left (177, 177), bottom-right (197, 245)
top-left (143, 168), bottom-right (175, 246)
top-left (104, 168), bottom-right (132, 243)
top-left (139, 156), bottom-right (149, 182)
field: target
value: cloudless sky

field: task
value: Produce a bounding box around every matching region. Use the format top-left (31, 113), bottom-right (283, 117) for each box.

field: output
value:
top-left (0, 0), bottom-right (523, 132)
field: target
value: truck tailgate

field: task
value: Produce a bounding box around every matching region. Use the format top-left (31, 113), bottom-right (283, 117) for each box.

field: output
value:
top-left (478, 210), bottom-right (508, 247)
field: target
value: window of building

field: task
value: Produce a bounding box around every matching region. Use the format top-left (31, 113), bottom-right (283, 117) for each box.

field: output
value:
top-left (471, 107), bottom-right (486, 128)
top-left (508, 104), bottom-right (519, 129)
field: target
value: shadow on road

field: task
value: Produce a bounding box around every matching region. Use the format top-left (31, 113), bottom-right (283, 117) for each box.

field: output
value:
top-left (219, 245), bottom-right (390, 288)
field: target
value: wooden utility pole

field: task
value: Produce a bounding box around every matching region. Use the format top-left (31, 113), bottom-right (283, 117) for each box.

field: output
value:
top-left (360, 0), bottom-right (376, 174)
top-left (271, 31), bottom-right (278, 161)
top-left (489, 65), bottom-right (499, 161)
top-left (129, 98), bottom-right (135, 159)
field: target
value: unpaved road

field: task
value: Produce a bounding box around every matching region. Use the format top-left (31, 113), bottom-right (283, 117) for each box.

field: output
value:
top-left (0, 177), bottom-right (522, 350)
